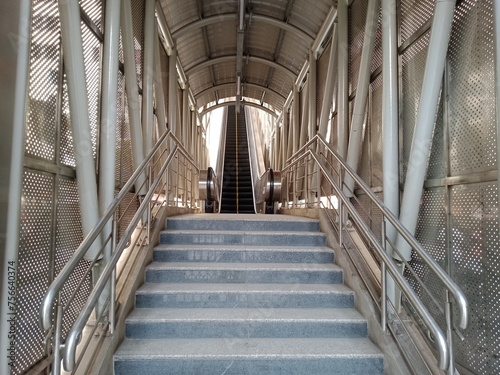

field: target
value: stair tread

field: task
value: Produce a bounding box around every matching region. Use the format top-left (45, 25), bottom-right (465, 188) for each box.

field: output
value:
top-left (126, 308), bottom-right (365, 322)
top-left (115, 337), bottom-right (383, 359)
top-left (147, 262), bottom-right (341, 272)
top-left (154, 244), bottom-right (333, 253)
top-left (136, 283), bottom-right (354, 295)
top-left (161, 230), bottom-right (325, 236)
top-left (167, 213), bottom-right (319, 224)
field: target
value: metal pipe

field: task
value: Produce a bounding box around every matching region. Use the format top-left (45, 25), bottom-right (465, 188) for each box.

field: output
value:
top-left (282, 113), bottom-right (289, 169)
top-left (344, 0), bottom-right (380, 194)
top-left (0, 2), bottom-right (31, 372)
top-left (154, 25), bottom-right (168, 135)
top-left (337, 0), bottom-right (349, 159)
top-left (97, 0), bottom-right (121, 319)
top-left (183, 87), bottom-right (190, 146)
top-left (121, 0), bottom-right (147, 195)
top-left (311, 7), bottom-right (337, 58)
top-left (308, 51), bottom-right (317, 140)
top-left (319, 24), bottom-right (338, 138)
top-left (169, 48), bottom-right (179, 139)
top-left (58, 0), bottom-right (101, 260)
top-left (292, 85), bottom-right (300, 154)
top-left (299, 83), bottom-right (309, 148)
top-left (395, 0), bottom-right (456, 261)
top-left (142, 0), bottom-right (156, 154)
top-left (381, 0), bottom-right (400, 304)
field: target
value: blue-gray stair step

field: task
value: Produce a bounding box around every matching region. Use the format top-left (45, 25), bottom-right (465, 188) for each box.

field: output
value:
top-left (145, 262), bottom-right (343, 284)
top-left (165, 214), bottom-right (320, 232)
top-left (114, 338), bottom-right (384, 375)
top-left (160, 230), bottom-right (326, 247)
top-left (135, 283), bottom-right (355, 309)
top-left (153, 244), bottom-right (334, 264)
top-left (125, 308), bottom-right (367, 339)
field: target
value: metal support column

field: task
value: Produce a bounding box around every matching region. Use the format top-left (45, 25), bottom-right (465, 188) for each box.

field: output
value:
top-left (58, 0), bottom-right (101, 260)
top-left (292, 85), bottom-right (300, 154)
top-left (97, 0), bottom-right (122, 316)
top-left (0, 1), bottom-right (31, 373)
top-left (121, 0), bottom-right (147, 195)
top-left (337, 0), bottom-right (349, 159)
top-left (344, 0), bottom-right (380, 194)
top-left (142, 0), bottom-right (156, 155)
top-left (154, 26), bottom-right (168, 136)
top-left (308, 51), bottom-right (317, 140)
top-left (169, 48), bottom-right (179, 139)
top-left (381, 0), bottom-right (400, 303)
top-left (395, 0), bottom-right (456, 261)
top-left (319, 25), bottom-right (338, 138)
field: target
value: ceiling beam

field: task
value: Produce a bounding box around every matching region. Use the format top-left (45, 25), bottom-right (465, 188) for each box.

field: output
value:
top-left (172, 14), bottom-right (313, 45)
top-left (195, 82), bottom-right (286, 101)
top-left (185, 55), bottom-right (296, 81)
top-left (200, 101), bottom-right (278, 118)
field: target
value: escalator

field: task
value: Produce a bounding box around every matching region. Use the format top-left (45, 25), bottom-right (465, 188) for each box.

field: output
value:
top-left (220, 106), bottom-right (255, 213)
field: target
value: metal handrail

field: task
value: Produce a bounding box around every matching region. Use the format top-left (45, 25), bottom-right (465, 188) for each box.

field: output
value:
top-left (281, 134), bottom-right (469, 371)
top-left (40, 131), bottom-right (199, 371)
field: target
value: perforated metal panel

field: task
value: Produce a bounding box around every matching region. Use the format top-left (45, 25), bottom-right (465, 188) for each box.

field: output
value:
top-left (26, 0), bottom-right (60, 161)
top-left (450, 182), bottom-right (499, 374)
top-left (400, 0), bottom-right (434, 42)
top-left (54, 178), bottom-right (91, 339)
top-left (448, 0), bottom-right (496, 176)
top-left (15, 169), bottom-right (53, 375)
top-left (81, 0), bottom-right (103, 31)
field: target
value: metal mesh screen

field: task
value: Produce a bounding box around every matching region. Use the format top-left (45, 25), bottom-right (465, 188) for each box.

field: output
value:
top-left (81, 0), bottom-right (103, 31)
top-left (448, 0), bottom-right (497, 176)
top-left (25, 0), bottom-right (60, 161)
top-left (400, 0), bottom-right (434, 43)
top-left (370, 74), bottom-right (383, 187)
top-left (450, 182), bottom-right (499, 374)
top-left (15, 169), bottom-right (53, 375)
top-left (54, 177), bottom-right (91, 340)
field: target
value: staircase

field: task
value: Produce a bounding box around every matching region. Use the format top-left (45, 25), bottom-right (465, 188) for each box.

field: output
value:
top-left (114, 214), bottom-right (384, 374)
top-left (220, 106), bottom-right (255, 213)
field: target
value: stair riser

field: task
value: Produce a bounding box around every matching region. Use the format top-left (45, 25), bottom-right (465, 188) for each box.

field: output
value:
top-left (166, 219), bottom-right (320, 233)
top-left (153, 250), bottom-right (334, 264)
top-left (125, 321), bottom-right (367, 339)
top-left (160, 233), bottom-right (326, 247)
top-left (136, 292), bottom-right (354, 309)
top-left (146, 269), bottom-right (343, 284)
top-left (114, 358), bottom-right (384, 375)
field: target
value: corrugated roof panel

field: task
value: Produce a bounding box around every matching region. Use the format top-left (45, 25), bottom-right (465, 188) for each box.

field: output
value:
top-left (176, 29), bottom-right (208, 70)
top-left (288, 0), bottom-right (331, 37)
top-left (212, 61), bottom-right (237, 84)
top-left (202, 0), bottom-right (237, 17)
top-left (248, 0), bottom-right (287, 19)
top-left (160, 0), bottom-right (200, 33)
top-left (246, 21), bottom-right (280, 61)
top-left (206, 20), bottom-right (238, 57)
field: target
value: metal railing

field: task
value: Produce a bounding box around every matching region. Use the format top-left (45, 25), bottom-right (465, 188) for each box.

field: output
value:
top-left (40, 131), bottom-right (199, 374)
top-left (281, 134), bottom-right (468, 373)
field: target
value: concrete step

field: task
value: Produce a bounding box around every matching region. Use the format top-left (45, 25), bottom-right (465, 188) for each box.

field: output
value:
top-left (160, 230), bottom-right (326, 247)
top-left (145, 262), bottom-right (343, 284)
top-left (135, 283), bottom-right (355, 309)
top-left (153, 244), bottom-right (334, 264)
top-left (125, 308), bottom-right (367, 339)
top-left (114, 338), bottom-right (384, 375)
top-left (165, 214), bottom-right (320, 232)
